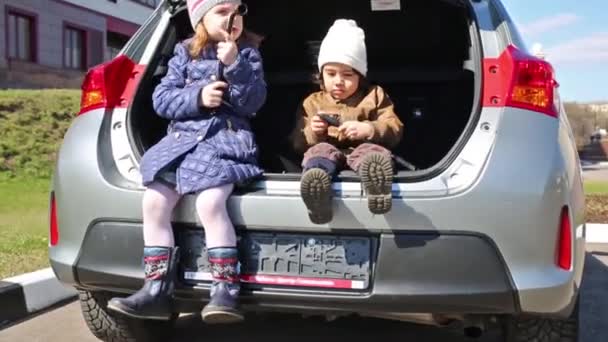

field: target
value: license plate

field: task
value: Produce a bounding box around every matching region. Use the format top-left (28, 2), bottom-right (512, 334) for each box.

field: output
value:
top-left (178, 231), bottom-right (372, 290)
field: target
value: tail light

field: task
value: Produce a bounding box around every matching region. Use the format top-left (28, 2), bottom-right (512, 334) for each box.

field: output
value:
top-left (556, 207), bottom-right (572, 270)
top-left (483, 45), bottom-right (559, 118)
top-left (78, 55), bottom-right (144, 115)
top-left (50, 192), bottom-right (59, 246)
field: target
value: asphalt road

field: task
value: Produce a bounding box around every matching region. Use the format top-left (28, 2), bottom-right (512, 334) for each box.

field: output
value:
top-left (1, 244), bottom-right (606, 342)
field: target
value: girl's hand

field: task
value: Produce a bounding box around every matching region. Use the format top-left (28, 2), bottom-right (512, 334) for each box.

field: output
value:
top-left (338, 121), bottom-right (374, 141)
top-left (201, 81), bottom-right (228, 108)
top-left (310, 115), bottom-right (329, 136)
top-left (217, 31), bottom-right (238, 66)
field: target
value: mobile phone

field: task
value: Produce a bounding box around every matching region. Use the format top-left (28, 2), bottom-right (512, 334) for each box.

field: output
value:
top-left (318, 113), bottom-right (341, 127)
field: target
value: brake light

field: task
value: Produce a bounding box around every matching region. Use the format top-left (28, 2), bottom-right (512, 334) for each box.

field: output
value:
top-left (483, 45), bottom-right (559, 117)
top-left (557, 207), bottom-right (572, 270)
top-left (50, 192), bottom-right (59, 246)
top-left (78, 55), bottom-right (144, 115)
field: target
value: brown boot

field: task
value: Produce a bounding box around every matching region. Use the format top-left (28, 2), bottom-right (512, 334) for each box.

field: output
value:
top-left (300, 168), bottom-right (333, 224)
top-left (359, 153), bottom-right (394, 214)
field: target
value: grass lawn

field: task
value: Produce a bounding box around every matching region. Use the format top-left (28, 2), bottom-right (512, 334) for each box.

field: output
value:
top-left (584, 180), bottom-right (608, 224)
top-left (0, 178), bottom-right (51, 279)
top-left (584, 180), bottom-right (608, 195)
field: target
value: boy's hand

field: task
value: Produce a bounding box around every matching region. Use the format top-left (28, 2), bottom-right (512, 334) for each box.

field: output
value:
top-left (339, 121), bottom-right (374, 141)
top-left (201, 81), bottom-right (228, 108)
top-left (310, 115), bottom-right (329, 136)
top-left (217, 31), bottom-right (238, 66)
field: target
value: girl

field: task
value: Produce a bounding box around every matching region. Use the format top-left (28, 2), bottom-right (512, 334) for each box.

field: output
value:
top-left (108, 0), bottom-right (266, 324)
top-left (292, 19), bottom-right (403, 224)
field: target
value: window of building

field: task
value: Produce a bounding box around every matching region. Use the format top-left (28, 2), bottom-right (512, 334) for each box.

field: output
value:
top-left (64, 26), bottom-right (86, 70)
top-left (6, 10), bottom-right (36, 62)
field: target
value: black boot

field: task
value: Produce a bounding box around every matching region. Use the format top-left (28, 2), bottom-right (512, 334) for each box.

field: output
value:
top-left (300, 157), bottom-right (337, 224)
top-left (201, 247), bottom-right (244, 324)
top-left (359, 152), bottom-right (394, 214)
top-left (107, 246), bottom-right (179, 320)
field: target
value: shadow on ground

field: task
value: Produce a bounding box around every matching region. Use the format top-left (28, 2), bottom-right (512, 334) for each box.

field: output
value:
top-left (168, 249), bottom-right (607, 342)
top-left (580, 248), bottom-right (608, 342)
top-left (171, 313), bottom-right (501, 342)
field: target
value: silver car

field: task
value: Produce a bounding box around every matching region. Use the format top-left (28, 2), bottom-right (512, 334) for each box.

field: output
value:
top-left (49, 0), bottom-right (586, 341)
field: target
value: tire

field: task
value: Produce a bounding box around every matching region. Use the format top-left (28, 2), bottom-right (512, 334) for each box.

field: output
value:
top-left (503, 299), bottom-right (579, 342)
top-left (78, 290), bottom-right (177, 342)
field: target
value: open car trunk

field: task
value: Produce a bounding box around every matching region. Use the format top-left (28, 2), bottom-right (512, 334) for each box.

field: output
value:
top-left (128, 0), bottom-right (480, 181)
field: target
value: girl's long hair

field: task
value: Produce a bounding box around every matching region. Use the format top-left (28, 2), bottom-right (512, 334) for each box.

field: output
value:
top-left (189, 23), bottom-right (210, 58)
top-left (189, 22), bottom-right (264, 59)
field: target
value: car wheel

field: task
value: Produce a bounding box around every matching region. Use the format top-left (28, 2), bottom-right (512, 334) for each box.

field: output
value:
top-left (78, 289), bottom-right (177, 342)
top-left (503, 299), bottom-right (579, 342)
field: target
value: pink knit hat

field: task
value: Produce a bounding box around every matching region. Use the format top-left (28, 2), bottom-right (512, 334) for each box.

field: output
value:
top-left (186, 0), bottom-right (242, 29)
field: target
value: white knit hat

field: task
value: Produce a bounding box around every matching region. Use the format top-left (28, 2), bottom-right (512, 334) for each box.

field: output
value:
top-left (317, 19), bottom-right (368, 76)
top-left (187, 0), bottom-right (241, 30)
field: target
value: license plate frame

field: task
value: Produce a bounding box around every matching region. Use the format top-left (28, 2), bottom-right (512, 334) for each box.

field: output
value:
top-left (178, 230), bottom-right (372, 290)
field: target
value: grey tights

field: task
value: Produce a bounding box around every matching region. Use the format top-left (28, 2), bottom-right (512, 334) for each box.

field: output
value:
top-left (142, 182), bottom-right (236, 249)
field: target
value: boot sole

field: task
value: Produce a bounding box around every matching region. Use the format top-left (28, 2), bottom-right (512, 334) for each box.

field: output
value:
top-left (107, 301), bottom-right (172, 321)
top-left (300, 168), bottom-right (333, 224)
top-left (202, 307), bottom-right (244, 324)
top-left (359, 153), bottom-right (393, 214)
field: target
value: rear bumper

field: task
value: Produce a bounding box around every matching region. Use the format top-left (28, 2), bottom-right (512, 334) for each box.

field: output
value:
top-left (63, 221), bottom-right (518, 315)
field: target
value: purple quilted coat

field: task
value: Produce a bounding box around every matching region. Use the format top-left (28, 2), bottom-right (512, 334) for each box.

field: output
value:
top-left (139, 40), bottom-right (267, 194)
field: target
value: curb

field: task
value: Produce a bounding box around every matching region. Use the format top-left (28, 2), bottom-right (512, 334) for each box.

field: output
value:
top-left (0, 268), bottom-right (77, 327)
top-left (581, 161), bottom-right (608, 170)
top-left (586, 223), bottom-right (608, 244)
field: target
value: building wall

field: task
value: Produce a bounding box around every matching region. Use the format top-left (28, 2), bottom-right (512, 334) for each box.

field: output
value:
top-left (60, 0), bottom-right (157, 26)
top-left (0, 0), bottom-right (106, 69)
top-left (0, 0), bottom-right (155, 89)
top-left (0, 2), bottom-right (4, 69)
top-left (0, 59), bottom-right (85, 89)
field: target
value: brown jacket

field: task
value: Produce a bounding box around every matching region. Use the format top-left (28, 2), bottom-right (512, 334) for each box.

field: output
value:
top-left (291, 85), bottom-right (404, 153)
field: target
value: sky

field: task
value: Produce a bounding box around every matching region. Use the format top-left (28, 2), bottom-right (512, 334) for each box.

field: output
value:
top-left (502, 0), bottom-right (608, 102)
